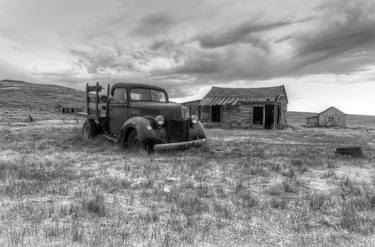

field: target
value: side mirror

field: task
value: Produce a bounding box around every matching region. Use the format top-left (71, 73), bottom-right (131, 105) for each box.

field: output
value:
top-left (100, 95), bottom-right (110, 103)
top-left (104, 96), bottom-right (114, 103)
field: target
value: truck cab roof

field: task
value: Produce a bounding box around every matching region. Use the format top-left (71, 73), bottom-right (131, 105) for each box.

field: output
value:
top-left (112, 82), bottom-right (166, 92)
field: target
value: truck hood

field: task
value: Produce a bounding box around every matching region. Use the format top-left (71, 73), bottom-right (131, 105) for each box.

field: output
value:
top-left (129, 101), bottom-right (185, 120)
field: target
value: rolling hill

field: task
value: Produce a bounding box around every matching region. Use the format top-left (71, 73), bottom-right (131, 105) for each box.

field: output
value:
top-left (0, 79), bottom-right (85, 122)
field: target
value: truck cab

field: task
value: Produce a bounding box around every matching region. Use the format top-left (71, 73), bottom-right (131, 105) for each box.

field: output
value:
top-left (82, 82), bottom-right (206, 151)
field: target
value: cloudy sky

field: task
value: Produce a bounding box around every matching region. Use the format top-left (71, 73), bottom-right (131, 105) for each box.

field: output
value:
top-left (1, 0), bottom-right (375, 114)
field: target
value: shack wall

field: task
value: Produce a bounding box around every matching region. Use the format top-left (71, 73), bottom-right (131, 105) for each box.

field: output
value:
top-left (277, 97), bottom-right (288, 128)
top-left (306, 117), bottom-right (319, 127)
top-left (199, 102), bottom-right (287, 129)
top-left (318, 108), bottom-right (346, 127)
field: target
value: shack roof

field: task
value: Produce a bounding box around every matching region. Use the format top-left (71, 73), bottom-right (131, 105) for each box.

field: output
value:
top-left (319, 106), bottom-right (346, 116)
top-left (199, 85), bottom-right (287, 106)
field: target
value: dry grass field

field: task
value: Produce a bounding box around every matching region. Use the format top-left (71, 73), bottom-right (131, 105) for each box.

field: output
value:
top-left (1, 117), bottom-right (375, 246)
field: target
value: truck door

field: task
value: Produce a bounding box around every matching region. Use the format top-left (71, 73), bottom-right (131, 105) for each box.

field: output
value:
top-left (109, 87), bottom-right (128, 134)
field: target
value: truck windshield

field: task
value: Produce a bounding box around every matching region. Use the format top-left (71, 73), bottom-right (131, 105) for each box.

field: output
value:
top-left (130, 88), bottom-right (167, 102)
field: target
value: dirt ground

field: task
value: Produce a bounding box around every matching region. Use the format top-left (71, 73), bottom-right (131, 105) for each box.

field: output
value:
top-left (0, 118), bottom-right (375, 246)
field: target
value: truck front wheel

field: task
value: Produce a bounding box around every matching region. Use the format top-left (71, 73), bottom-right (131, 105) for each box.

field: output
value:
top-left (127, 129), bottom-right (141, 148)
top-left (127, 129), bottom-right (154, 152)
top-left (82, 119), bottom-right (97, 139)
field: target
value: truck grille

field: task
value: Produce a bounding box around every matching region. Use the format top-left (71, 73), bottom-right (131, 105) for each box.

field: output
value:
top-left (167, 120), bottom-right (189, 142)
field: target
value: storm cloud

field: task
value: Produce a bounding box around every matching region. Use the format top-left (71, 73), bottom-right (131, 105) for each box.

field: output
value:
top-left (197, 17), bottom-right (313, 49)
top-left (1, 0), bottom-right (375, 113)
top-left (131, 12), bottom-right (175, 36)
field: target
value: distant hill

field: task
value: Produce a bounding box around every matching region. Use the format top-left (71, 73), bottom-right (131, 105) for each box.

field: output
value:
top-left (0, 79), bottom-right (85, 111)
top-left (0, 79), bottom-right (85, 122)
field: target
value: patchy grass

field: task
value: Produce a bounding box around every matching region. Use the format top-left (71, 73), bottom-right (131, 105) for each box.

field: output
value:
top-left (0, 120), bottom-right (375, 246)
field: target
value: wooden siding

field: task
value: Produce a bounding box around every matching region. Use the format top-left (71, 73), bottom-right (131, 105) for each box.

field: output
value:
top-left (201, 105), bottom-right (211, 122)
top-left (199, 102), bottom-right (287, 128)
top-left (318, 107), bottom-right (346, 127)
top-left (306, 117), bottom-right (319, 127)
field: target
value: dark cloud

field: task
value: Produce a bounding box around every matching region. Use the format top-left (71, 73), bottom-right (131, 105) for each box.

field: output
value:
top-left (196, 17), bottom-right (313, 49)
top-left (292, 0), bottom-right (375, 73)
top-left (149, 38), bottom-right (178, 51)
top-left (69, 48), bottom-right (135, 74)
top-left (155, 0), bottom-right (375, 87)
top-left (172, 51), bottom-right (224, 74)
top-left (131, 12), bottom-right (175, 36)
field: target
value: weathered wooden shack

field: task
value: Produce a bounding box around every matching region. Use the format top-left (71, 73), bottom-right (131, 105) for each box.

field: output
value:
top-left (305, 106), bottom-right (346, 128)
top-left (183, 85), bottom-right (288, 129)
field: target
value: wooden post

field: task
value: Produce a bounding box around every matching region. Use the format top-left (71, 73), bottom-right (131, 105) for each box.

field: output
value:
top-left (262, 105), bottom-right (265, 129)
top-left (86, 83), bottom-right (89, 115)
top-left (96, 81), bottom-right (100, 118)
top-left (273, 104), bottom-right (276, 129)
top-left (106, 84), bottom-right (110, 118)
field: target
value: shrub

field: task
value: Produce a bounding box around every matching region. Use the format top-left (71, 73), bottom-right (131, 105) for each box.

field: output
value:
top-left (282, 180), bottom-right (295, 193)
top-left (340, 200), bottom-right (375, 234)
top-left (281, 168), bottom-right (295, 178)
top-left (249, 167), bottom-right (270, 177)
top-left (309, 193), bottom-right (326, 210)
top-left (82, 192), bottom-right (106, 217)
top-left (340, 177), bottom-right (361, 196)
top-left (238, 190), bottom-right (259, 208)
top-left (213, 201), bottom-right (233, 219)
top-left (270, 197), bottom-right (287, 209)
top-left (177, 194), bottom-right (209, 217)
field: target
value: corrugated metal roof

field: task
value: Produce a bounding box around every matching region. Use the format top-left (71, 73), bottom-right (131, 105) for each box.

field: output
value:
top-left (199, 85), bottom-right (286, 106)
top-left (198, 96), bottom-right (277, 106)
top-left (199, 96), bottom-right (240, 106)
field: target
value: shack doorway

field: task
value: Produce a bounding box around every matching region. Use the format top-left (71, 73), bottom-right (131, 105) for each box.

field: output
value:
top-left (211, 105), bottom-right (221, 122)
top-left (265, 104), bottom-right (275, 129)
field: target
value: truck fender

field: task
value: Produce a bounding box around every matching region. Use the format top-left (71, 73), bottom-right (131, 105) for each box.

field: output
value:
top-left (189, 121), bottom-right (206, 139)
top-left (118, 117), bottom-right (158, 147)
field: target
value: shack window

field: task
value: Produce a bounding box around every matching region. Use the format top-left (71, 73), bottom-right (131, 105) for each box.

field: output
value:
top-left (253, 106), bottom-right (263, 125)
top-left (113, 88), bottom-right (127, 104)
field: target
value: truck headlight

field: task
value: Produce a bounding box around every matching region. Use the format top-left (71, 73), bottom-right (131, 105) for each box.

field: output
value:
top-left (182, 106), bottom-right (189, 120)
top-left (191, 115), bottom-right (198, 124)
top-left (155, 115), bottom-right (165, 126)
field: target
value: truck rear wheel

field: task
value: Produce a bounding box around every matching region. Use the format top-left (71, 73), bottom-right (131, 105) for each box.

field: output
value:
top-left (82, 119), bottom-right (97, 139)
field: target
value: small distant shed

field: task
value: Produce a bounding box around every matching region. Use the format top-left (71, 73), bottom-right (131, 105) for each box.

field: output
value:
top-left (61, 104), bottom-right (83, 114)
top-left (306, 106), bottom-right (346, 128)
top-left (182, 85), bottom-right (288, 129)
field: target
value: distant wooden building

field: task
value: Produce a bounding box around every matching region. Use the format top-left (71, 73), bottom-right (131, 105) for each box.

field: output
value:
top-left (182, 85), bottom-right (288, 129)
top-left (61, 104), bottom-right (83, 114)
top-left (306, 106), bottom-right (346, 128)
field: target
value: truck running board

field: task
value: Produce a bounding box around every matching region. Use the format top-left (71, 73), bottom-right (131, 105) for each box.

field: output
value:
top-left (103, 134), bottom-right (118, 142)
top-left (153, 139), bottom-right (206, 151)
